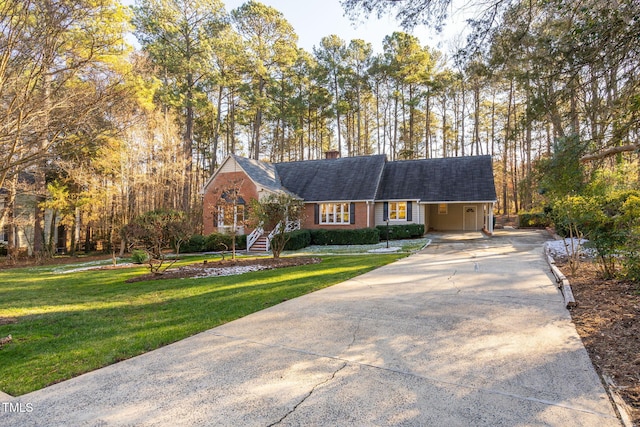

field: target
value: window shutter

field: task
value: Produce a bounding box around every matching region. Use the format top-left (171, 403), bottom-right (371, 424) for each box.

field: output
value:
top-left (407, 201), bottom-right (413, 221)
top-left (350, 203), bottom-right (355, 224)
top-left (314, 204), bottom-right (319, 224)
top-left (383, 202), bottom-right (388, 221)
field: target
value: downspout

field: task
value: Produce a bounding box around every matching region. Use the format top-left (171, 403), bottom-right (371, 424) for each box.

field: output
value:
top-left (366, 201), bottom-right (370, 228)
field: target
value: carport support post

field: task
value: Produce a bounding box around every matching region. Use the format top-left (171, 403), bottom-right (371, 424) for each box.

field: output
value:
top-left (486, 203), bottom-right (494, 234)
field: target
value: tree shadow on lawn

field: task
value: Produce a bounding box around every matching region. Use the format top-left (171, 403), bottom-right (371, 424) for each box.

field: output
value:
top-left (0, 255), bottom-right (401, 396)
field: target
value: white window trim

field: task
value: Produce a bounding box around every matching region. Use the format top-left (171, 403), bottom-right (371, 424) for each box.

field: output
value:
top-left (389, 201), bottom-right (407, 221)
top-left (218, 205), bottom-right (245, 228)
top-left (438, 203), bottom-right (448, 215)
top-left (320, 202), bottom-right (350, 225)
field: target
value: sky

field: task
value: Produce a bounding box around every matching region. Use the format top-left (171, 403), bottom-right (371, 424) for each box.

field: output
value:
top-left (125, 0), bottom-right (473, 55)
top-left (222, 0), bottom-right (465, 53)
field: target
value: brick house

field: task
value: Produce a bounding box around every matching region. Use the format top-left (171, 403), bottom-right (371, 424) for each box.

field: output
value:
top-left (202, 153), bottom-right (497, 250)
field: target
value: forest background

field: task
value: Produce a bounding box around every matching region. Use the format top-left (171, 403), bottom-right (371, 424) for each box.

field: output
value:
top-left (0, 0), bottom-right (638, 257)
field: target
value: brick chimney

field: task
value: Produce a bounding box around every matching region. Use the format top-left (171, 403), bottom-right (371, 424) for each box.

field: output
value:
top-left (324, 150), bottom-right (340, 160)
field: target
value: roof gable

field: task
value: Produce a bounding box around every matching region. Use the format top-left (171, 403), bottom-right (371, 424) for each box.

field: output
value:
top-left (202, 155), bottom-right (286, 195)
top-left (233, 155), bottom-right (286, 194)
top-left (275, 155), bottom-right (386, 201)
top-left (376, 156), bottom-right (497, 202)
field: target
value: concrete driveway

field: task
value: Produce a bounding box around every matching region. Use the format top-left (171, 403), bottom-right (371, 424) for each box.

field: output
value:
top-left (1, 230), bottom-right (621, 426)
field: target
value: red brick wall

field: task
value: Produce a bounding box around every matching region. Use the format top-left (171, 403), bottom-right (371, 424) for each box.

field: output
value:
top-left (202, 172), bottom-right (259, 235)
top-left (204, 174), bottom-right (377, 235)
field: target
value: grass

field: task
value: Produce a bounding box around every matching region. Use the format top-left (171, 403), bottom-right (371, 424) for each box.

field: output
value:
top-left (0, 253), bottom-right (405, 396)
top-left (287, 237), bottom-right (430, 255)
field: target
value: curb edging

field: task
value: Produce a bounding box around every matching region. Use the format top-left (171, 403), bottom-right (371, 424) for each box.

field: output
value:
top-left (543, 244), bottom-right (576, 308)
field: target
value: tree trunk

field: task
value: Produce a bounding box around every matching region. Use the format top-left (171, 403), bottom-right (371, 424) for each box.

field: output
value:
top-left (184, 72), bottom-right (194, 212)
top-left (460, 78), bottom-right (466, 157)
top-left (503, 79), bottom-right (514, 216)
top-left (473, 83), bottom-right (480, 155)
top-left (334, 73), bottom-right (342, 155)
top-left (33, 67), bottom-right (52, 256)
top-left (425, 91), bottom-right (431, 158)
top-left (211, 85), bottom-right (224, 172)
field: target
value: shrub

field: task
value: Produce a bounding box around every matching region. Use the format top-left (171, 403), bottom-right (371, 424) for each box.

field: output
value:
top-left (179, 234), bottom-right (205, 253)
top-left (131, 249), bottom-right (148, 264)
top-left (518, 212), bottom-right (550, 228)
top-left (122, 209), bottom-right (190, 273)
top-left (236, 234), bottom-right (247, 250)
top-left (204, 233), bottom-right (230, 252)
top-left (283, 230), bottom-right (311, 251)
top-left (310, 228), bottom-right (380, 245)
top-left (376, 223), bottom-right (425, 240)
top-left (203, 233), bottom-right (247, 252)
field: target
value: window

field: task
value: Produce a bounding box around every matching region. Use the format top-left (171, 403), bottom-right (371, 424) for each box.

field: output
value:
top-left (438, 203), bottom-right (448, 215)
top-left (319, 203), bottom-right (350, 224)
top-left (217, 204), bottom-right (245, 227)
top-left (389, 202), bottom-right (407, 221)
top-left (383, 201), bottom-right (412, 222)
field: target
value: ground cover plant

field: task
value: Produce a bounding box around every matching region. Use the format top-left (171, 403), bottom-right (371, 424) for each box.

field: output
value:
top-left (0, 253), bottom-right (404, 396)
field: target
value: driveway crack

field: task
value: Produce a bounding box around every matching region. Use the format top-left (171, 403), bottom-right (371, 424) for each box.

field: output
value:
top-left (267, 362), bottom-right (348, 426)
top-left (448, 269), bottom-right (461, 293)
top-left (347, 317), bottom-right (361, 349)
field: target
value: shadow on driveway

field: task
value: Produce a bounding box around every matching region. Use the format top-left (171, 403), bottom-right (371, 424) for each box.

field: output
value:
top-left (0, 230), bottom-right (621, 426)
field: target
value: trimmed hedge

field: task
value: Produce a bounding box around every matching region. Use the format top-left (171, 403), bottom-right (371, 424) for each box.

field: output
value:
top-left (203, 233), bottom-right (247, 252)
top-left (283, 229), bottom-right (312, 251)
top-left (376, 223), bottom-right (425, 241)
top-left (310, 228), bottom-right (380, 245)
top-left (518, 212), bottom-right (550, 228)
top-left (179, 234), bottom-right (206, 253)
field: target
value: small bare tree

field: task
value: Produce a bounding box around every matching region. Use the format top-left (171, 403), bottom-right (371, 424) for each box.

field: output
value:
top-left (210, 179), bottom-right (246, 260)
top-left (123, 209), bottom-right (192, 274)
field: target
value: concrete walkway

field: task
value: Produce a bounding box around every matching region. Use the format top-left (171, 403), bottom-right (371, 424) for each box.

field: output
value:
top-left (1, 230), bottom-right (621, 426)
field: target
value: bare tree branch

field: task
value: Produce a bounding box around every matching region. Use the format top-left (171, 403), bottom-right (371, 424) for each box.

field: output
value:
top-left (580, 143), bottom-right (640, 163)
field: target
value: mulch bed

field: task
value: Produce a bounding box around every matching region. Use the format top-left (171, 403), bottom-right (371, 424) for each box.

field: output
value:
top-left (557, 259), bottom-right (640, 425)
top-left (125, 256), bottom-right (322, 283)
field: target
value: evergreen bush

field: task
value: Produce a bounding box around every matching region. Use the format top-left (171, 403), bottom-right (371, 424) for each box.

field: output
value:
top-left (376, 223), bottom-right (424, 240)
top-left (203, 233), bottom-right (247, 252)
top-left (310, 228), bottom-right (380, 245)
top-left (179, 234), bottom-right (205, 253)
top-left (131, 249), bottom-right (148, 264)
top-left (518, 212), bottom-right (550, 228)
top-left (283, 230), bottom-right (311, 251)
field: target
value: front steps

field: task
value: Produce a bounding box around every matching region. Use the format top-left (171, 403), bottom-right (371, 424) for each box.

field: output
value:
top-left (249, 235), bottom-right (269, 252)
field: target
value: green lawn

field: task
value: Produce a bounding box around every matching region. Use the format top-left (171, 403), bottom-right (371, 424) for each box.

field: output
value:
top-left (0, 254), bottom-right (404, 396)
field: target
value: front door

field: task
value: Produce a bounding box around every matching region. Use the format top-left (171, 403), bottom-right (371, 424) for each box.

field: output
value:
top-left (464, 206), bottom-right (477, 231)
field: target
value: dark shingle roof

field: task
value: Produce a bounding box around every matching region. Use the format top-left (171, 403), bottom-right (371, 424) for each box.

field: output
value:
top-left (275, 155), bottom-right (386, 201)
top-left (376, 156), bottom-right (497, 202)
top-left (233, 155), bottom-right (287, 194)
